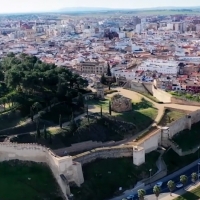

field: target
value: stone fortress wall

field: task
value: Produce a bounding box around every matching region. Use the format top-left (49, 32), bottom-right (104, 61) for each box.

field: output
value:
top-left (73, 109), bottom-right (200, 168)
top-left (0, 142), bottom-right (84, 200)
top-left (1, 108), bottom-right (200, 199)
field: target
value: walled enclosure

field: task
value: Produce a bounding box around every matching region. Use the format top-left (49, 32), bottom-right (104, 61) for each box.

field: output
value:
top-left (0, 142), bottom-right (84, 200)
top-left (73, 110), bottom-right (200, 167)
top-left (1, 109), bottom-right (200, 200)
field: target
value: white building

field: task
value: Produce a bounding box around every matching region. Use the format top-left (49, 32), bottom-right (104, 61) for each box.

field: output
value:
top-left (138, 59), bottom-right (179, 74)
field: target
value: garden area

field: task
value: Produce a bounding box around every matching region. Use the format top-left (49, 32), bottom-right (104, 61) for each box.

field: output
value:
top-left (71, 151), bottom-right (160, 200)
top-left (171, 121), bottom-right (200, 151)
top-left (86, 97), bottom-right (158, 132)
top-left (158, 108), bottom-right (187, 127)
top-left (0, 160), bottom-right (63, 200)
top-left (174, 185), bottom-right (200, 200)
top-left (163, 149), bottom-right (199, 174)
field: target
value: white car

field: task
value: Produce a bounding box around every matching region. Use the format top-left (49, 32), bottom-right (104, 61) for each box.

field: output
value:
top-left (176, 183), bottom-right (183, 188)
top-left (126, 194), bottom-right (134, 200)
top-left (156, 182), bottom-right (163, 187)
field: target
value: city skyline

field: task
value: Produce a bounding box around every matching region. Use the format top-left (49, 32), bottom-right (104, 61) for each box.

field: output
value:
top-left (1, 0), bottom-right (200, 13)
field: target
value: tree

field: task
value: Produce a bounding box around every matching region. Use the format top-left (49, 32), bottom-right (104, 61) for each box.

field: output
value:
top-left (153, 185), bottom-right (161, 200)
top-left (1, 97), bottom-right (7, 110)
top-left (32, 102), bottom-right (42, 114)
top-left (100, 105), bottom-right (102, 118)
top-left (191, 172), bottom-right (198, 184)
top-left (50, 97), bottom-right (58, 107)
top-left (109, 101), bottom-right (112, 115)
top-left (138, 189), bottom-right (146, 200)
top-left (30, 106), bottom-right (34, 121)
top-left (100, 73), bottom-right (106, 84)
top-left (106, 63), bottom-right (112, 76)
top-left (77, 92), bottom-right (84, 107)
top-left (167, 180), bottom-right (175, 196)
top-left (36, 117), bottom-right (41, 138)
top-left (49, 133), bottom-right (52, 144)
top-left (43, 124), bottom-right (47, 139)
top-left (69, 111), bottom-right (77, 133)
top-left (59, 114), bottom-right (62, 128)
top-left (180, 175), bottom-right (188, 188)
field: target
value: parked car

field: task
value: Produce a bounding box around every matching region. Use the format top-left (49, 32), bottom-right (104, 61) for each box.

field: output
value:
top-left (176, 183), bottom-right (183, 188)
top-left (156, 181), bottom-right (163, 187)
top-left (126, 194), bottom-right (134, 199)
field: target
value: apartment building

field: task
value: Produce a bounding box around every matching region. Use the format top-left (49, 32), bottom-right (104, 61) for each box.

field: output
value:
top-left (77, 62), bottom-right (107, 75)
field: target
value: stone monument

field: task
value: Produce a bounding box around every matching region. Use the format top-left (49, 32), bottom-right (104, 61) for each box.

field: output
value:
top-left (96, 81), bottom-right (104, 99)
top-left (111, 94), bottom-right (132, 112)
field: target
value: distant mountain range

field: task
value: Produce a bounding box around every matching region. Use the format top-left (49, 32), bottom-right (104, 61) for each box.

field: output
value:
top-left (58, 7), bottom-right (113, 12)
top-left (57, 6), bottom-right (200, 13)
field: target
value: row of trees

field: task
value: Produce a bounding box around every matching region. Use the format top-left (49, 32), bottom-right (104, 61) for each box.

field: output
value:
top-left (137, 173), bottom-right (198, 200)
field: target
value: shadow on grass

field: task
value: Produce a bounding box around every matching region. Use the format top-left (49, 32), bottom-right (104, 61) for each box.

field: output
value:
top-left (133, 98), bottom-right (153, 110)
top-left (115, 110), bottom-right (156, 132)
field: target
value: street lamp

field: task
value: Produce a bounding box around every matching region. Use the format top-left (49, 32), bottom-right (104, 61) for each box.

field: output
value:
top-left (149, 169), bottom-right (152, 185)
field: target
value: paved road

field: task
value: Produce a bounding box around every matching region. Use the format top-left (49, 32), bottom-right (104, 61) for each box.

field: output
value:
top-left (112, 161), bottom-right (200, 200)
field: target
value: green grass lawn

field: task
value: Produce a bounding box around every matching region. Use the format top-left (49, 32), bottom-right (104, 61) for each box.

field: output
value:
top-left (163, 149), bottom-right (199, 174)
top-left (0, 160), bottom-right (62, 200)
top-left (71, 151), bottom-right (160, 200)
top-left (158, 109), bottom-right (187, 126)
top-left (172, 121), bottom-right (200, 151)
top-left (115, 107), bottom-right (157, 131)
top-left (174, 185), bottom-right (200, 200)
top-left (87, 98), bottom-right (158, 131)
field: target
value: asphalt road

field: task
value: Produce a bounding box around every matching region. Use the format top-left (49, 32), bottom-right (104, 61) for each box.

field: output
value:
top-left (119, 164), bottom-right (200, 200)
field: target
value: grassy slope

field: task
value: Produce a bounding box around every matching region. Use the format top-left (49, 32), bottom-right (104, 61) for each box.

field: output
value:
top-left (0, 161), bottom-right (62, 200)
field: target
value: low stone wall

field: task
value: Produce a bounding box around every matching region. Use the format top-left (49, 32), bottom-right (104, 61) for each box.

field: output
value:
top-left (171, 97), bottom-right (200, 106)
top-left (130, 81), bottom-right (147, 93)
top-left (143, 82), bottom-right (153, 95)
top-left (73, 145), bottom-right (133, 165)
top-left (54, 140), bottom-right (115, 156)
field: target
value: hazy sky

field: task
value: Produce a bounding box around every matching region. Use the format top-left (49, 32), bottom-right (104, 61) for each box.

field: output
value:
top-left (1, 0), bottom-right (200, 13)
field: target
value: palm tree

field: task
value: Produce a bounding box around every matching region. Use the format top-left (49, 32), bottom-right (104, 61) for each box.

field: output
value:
top-left (180, 175), bottom-right (188, 189)
top-left (153, 185), bottom-right (160, 200)
top-left (167, 180), bottom-right (175, 196)
top-left (191, 172), bottom-right (198, 184)
top-left (138, 189), bottom-right (146, 200)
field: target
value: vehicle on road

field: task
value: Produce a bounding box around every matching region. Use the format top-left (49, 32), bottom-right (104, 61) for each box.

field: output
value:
top-left (176, 183), bottom-right (183, 188)
top-left (126, 194), bottom-right (134, 199)
top-left (156, 182), bottom-right (163, 187)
